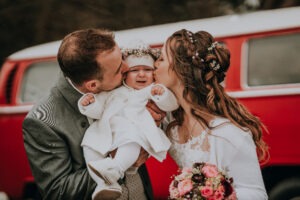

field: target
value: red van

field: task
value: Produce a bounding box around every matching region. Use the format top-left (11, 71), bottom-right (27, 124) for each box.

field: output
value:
top-left (1, 6), bottom-right (300, 200)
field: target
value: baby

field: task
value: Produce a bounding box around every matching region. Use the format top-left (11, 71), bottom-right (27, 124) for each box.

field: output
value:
top-left (78, 44), bottom-right (178, 200)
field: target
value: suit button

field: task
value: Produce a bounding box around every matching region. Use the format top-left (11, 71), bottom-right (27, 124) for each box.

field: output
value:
top-left (81, 121), bottom-right (87, 128)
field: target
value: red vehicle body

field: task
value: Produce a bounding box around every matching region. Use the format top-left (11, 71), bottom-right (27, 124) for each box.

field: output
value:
top-left (1, 7), bottom-right (300, 200)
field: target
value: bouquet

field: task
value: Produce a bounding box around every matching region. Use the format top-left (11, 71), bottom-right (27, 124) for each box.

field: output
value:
top-left (169, 162), bottom-right (237, 200)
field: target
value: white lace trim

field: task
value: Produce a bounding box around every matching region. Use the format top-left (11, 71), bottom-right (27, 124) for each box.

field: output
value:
top-left (169, 126), bottom-right (210, 168)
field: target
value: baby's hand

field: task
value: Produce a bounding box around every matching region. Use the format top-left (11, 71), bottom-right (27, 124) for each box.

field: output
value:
top-left (151, 85), bottom-right (165, 96)
top-left (80, 94), bottom-right (95, 106)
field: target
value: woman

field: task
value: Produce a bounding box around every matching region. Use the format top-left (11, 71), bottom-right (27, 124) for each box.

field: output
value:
top-left (154, 29), bottom-right (269, 199)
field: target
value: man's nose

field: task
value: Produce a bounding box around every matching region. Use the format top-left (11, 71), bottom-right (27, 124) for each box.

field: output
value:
top-left (121, 61), bottom-right (129, 74)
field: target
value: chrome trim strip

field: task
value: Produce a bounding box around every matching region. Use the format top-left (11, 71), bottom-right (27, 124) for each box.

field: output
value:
top-left (228, 88), bottom-right (300, 98)
top-left (241, 40), bottom-right (249, 89)
top-left (0, 105), bottom-right (33, 114)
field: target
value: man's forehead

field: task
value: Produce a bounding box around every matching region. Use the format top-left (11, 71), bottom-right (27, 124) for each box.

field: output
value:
top-left (97, 46), bottom-right (122, 73)
top-left (98, 46), bottom-right (118, 57)
top-left (97, 46), bottom-right (121, 64)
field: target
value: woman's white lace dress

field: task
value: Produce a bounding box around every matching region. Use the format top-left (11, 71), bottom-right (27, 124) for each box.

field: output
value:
top-left (168, 117), bottom-right (268, 200)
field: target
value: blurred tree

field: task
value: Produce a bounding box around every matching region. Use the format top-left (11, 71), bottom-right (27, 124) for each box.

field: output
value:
top-left (0, 0), bottom-right (299, 65)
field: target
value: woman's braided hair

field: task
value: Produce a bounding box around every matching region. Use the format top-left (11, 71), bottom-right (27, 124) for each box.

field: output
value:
top-left (166, 29), bottom-right (269, 163)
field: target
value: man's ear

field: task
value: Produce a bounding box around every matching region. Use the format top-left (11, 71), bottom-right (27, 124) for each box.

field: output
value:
top-left (83, 79), bottom-right (101, 93)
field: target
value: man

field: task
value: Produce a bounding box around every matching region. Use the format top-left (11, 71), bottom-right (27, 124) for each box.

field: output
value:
top-left (23, 28), bottom-right (163, 199)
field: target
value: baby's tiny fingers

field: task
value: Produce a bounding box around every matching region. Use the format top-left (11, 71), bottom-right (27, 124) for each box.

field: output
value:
top-left (81, 100), bottom-right (89, 106)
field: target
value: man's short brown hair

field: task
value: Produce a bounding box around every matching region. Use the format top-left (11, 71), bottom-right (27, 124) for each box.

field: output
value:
top-left (57, 28), bottom-right (116, 85)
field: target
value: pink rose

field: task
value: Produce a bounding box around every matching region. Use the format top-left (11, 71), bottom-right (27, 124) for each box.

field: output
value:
top-left (200, 186), bottom-right (214, 198)
top-left (208, 197), bottom-right (217, 200)
top-left (202, 164), bottom-right (219, 178)
top-left (177, 179), bottom-right (193, 196)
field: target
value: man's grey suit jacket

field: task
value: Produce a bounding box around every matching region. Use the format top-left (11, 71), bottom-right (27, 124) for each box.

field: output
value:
top-left (23, 73), bottom-right (153, 199)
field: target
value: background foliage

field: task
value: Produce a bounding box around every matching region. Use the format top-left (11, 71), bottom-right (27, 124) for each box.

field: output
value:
top-left (0, 0), bottom-right (299, 65)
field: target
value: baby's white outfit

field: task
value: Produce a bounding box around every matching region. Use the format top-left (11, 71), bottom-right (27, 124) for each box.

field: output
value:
top-left (78, 83), bottom-right (178, 199)
top-left (79, 83), bottom-right (178, 161)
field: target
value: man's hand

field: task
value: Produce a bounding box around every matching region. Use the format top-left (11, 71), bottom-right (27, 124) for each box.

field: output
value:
top-left (109, 148), bottom-right (149, 168)
top-left (146, 100), bottom-right (166, 126)
top-left (132, 148), bottom-right (149, 167)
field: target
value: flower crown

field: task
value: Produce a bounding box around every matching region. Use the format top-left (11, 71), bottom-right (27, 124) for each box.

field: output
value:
top-left (122, 47), bottom-right (161, 60)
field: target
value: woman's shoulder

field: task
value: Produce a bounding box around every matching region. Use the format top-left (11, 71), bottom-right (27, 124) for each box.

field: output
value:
top-left (210, 117), bottom-right (253, 147)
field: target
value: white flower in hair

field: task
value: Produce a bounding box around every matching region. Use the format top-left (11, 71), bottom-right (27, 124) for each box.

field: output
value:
top-left (208, 41), bottom-right (219, 51)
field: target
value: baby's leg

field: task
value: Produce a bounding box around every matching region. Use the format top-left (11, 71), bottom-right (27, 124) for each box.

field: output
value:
top-left (113, 142), bottom-right (141, 174)
top-left (83, 145), bottom-right (106, 185)
top-left (83, 146), bottom-right (121, 200)
top-left (88, 142), bottom-right (141, 184)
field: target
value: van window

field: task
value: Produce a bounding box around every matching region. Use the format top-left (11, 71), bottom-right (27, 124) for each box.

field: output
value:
top-left (20, 61), bottom-right (60, 103)
top-left (247, 32), bottom-right (300, 86)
